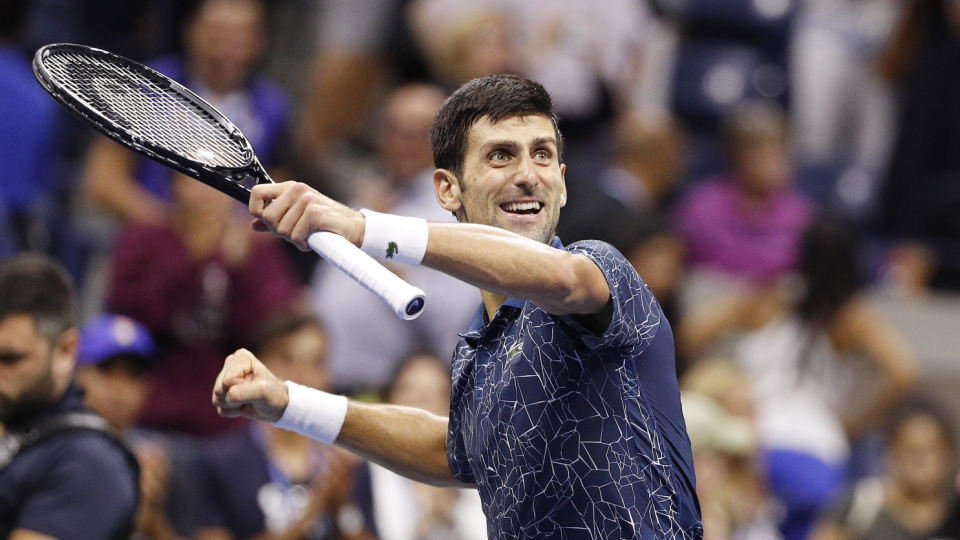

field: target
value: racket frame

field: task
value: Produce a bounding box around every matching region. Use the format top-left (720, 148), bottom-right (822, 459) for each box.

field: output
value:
top-left (33, 43), bottom-right (268, 204)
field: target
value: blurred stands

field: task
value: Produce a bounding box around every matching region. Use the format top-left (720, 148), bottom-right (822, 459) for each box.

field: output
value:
top-left (1, 0), bottom-right (960, 538)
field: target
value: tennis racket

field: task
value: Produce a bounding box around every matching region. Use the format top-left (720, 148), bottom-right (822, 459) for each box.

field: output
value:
top-left (33, 43), bottom-right (425, 320)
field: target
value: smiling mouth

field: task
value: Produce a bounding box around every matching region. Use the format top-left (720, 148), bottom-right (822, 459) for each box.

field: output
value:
top-left (501, 201), bottom-right (542, 215)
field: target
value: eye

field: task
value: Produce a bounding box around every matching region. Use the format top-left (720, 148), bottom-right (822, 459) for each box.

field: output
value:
top-left (490, 150), bottom-right (509, 162)
top-left (534, 149), bottom-right (552, 161)
top-left (0, 352), bottom-right (25, 366)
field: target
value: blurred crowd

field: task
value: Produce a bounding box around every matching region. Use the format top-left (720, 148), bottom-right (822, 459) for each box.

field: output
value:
top-left (2, 0), bottom-right (960, 538)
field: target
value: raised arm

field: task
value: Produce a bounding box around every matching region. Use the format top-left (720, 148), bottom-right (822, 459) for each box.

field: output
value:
top-left (831, 296), bottom-right (918, 439)
top-left (82, 136), bottom-right (168, 224)
top-left (247, 181), bottom-right (610, 316)
top-left (212, 349), bottom-right (461, 487)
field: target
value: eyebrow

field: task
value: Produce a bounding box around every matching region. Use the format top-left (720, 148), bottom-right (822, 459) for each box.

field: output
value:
top-left (482, 136), bottom-right (559, 150)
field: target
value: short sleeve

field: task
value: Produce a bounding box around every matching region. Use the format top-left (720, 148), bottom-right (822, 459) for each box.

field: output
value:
top-left (17, 434), bottom-right (137, 540)
top-left (563, 240), bottom-right (661, 351)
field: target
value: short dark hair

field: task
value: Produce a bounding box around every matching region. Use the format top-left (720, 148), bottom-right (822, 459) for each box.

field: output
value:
top-left (430, 74), bottom-right (564, 181)
top-left (252, 311), bottom-right (325, 358)
top-left (884, 397), bottom-right (958, 454)
top-left (0, 254), bottom-right (76, 341)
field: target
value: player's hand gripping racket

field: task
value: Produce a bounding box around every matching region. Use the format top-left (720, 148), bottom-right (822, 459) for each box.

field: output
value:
top-left (33, 43), bottom-right (425, 320)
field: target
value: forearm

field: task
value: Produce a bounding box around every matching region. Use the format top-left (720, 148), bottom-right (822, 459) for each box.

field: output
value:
top-left (335, 401), bottom-right (462, 487)
top-left (83, 138), bottom-right (166, 223)
top-left (422, 222), bottom-right (608, 315)
top-left (268, 381), bottom-right (461, 487)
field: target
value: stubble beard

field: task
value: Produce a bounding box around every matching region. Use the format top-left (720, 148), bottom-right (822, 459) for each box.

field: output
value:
top-left (0, 362), bottom-right (58, 425)
top-left (458, 184), bottom-right (560, 244)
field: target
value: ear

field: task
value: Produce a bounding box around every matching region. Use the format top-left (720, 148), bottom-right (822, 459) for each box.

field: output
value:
top-left (434, 169), bottom-right (463, 214)
top-left (559, 163), bottom-right (568, 208)
top-left (52, 328), bottom-right (79, 383)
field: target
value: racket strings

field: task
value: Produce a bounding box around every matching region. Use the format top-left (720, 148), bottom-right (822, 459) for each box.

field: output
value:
top-left (43, 51), bottom-right (249, 168)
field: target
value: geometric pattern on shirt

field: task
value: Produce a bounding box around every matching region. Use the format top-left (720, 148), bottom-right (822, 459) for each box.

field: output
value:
top-left (448, 240), bottom-right (697, 539)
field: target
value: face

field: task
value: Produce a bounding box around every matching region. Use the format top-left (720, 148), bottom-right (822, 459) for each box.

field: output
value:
top-left (888, 415), bottom-right (955, 498)
top-left (379, 86), bottom-right (446, 185)
top-left (436, 114), bottom-right (566, 244)
top-left (76, 359), bottom-right (148, 431)
top-left (172, 173), bottom-right (234, 219)
top-left (0, 315), bottom-right (76, 423)
top-left (184, 0), bottom-right (265, 93)
top-left (260, 325), bottom-right (329, 392)
top-left (732, 139), bottom-right (791, 198)
top-left (387, 355), bottom-right (450, 416)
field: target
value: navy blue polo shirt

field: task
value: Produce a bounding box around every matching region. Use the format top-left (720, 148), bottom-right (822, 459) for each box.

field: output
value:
top-left (0, 384), bottom-right (138, 540)
top-left (447, 239), bottom-right (702, 540)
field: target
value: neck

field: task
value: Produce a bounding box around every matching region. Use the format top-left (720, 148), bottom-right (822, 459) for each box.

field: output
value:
top-left (482, 290), bottom-right (507, 321)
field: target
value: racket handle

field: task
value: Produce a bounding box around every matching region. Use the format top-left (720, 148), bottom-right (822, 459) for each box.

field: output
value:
top-left (307, 231), bottom-right (426, 320)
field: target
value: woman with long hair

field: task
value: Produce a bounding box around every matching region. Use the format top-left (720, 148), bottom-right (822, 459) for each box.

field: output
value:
top-left (677, 216), bottom-right (918, 540)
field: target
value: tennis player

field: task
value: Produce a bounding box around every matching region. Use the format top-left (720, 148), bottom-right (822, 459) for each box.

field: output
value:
top-left (213, 74), bottom-right (702, 540)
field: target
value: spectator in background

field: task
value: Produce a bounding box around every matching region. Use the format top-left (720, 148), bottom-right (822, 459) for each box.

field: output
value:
top-left (311, 84), bottom-right (478, 394)
top-left (298, 0), bottom-right (409, 189)
top-left (672, 100), bottom-right (813, 310)
top-left (76, 313), bottom-right (200, 540)
top-left (0, 254), bottom-right (138, 539)
top-left (82, 0), bottom-right (289, 226)
top-left (107, 173), bottom-right (300, 436)
top-left (813, 399), bottom-right (960, 540)
top-left (195, 312), bottom-right (370, 540)
top-left (351, 354), bottom-right (487, 540)
top-left (407, 0), bottom-right (651, 218)
top-left (790, 0), bottom-right (900, 209)
top-left (407, 3), bottom-right (517, 90)
top-left (874, 0), bottom-right (960, 291)
top-left (0, 0), bottom-right (58, 255)
top-left (680, 359), bottom-right (782, 540)
top-left (557, 111), bottom-right (687, 253)
top-left (677, 216), bottom-right (917, 540)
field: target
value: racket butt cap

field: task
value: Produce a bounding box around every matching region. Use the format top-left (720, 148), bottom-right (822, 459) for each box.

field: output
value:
top-left (402, 295), bottom-right (426, 320)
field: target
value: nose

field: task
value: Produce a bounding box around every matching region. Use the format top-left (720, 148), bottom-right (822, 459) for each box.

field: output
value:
top-left (514, 154), bottom-right (539, 189)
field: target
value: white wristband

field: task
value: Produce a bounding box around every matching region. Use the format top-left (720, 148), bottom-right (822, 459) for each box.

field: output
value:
top-left (272, 381), bottom-right (348, 444)
top-left (359, 209), bottom-right (428, 266)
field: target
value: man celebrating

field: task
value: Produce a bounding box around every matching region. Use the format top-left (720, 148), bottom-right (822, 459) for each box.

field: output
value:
top-left (0, 254), bottom-right (138, 539)
top-left (214, 75), bottom-right (702, 539)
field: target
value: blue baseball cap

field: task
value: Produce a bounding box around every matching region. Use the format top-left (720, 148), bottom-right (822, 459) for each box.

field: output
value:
top-left (77, 314), bottom-right (156, 367)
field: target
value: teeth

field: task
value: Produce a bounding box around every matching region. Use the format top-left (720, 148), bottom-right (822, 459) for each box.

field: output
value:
top-left (503, 201), bottom-right (541, 212)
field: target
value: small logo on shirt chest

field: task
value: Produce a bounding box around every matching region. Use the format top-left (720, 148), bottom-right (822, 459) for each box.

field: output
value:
top-left (507, 342), bottom-right (524, 361)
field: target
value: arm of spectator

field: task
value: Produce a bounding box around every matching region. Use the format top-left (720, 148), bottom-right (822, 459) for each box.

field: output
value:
top-left (831, 297), bottom-right (918, 439)
top-left (83, 136), bottom-right (168, 224)
top-left (213, 349), bottom-right (463, 488)
top-left (298, 50), bottom-right (387, 161)
top-left (809, 521), bottom-right (853, 540)
top-left (875, 0), bottom-right (928, 85)
top-left (8, 531), bottom-right (57, 540)
top-left (675, 288), bottom-right (776, 359)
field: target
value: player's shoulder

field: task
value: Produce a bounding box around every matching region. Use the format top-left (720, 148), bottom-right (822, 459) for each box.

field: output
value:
top-left (564, 239), bottom-right (639, 280)
top-left (564, 238), bottom-right (622, 258)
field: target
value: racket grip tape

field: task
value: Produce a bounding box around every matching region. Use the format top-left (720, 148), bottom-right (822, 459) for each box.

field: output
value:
top-left (306, 231), bottom-right (426, 320)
